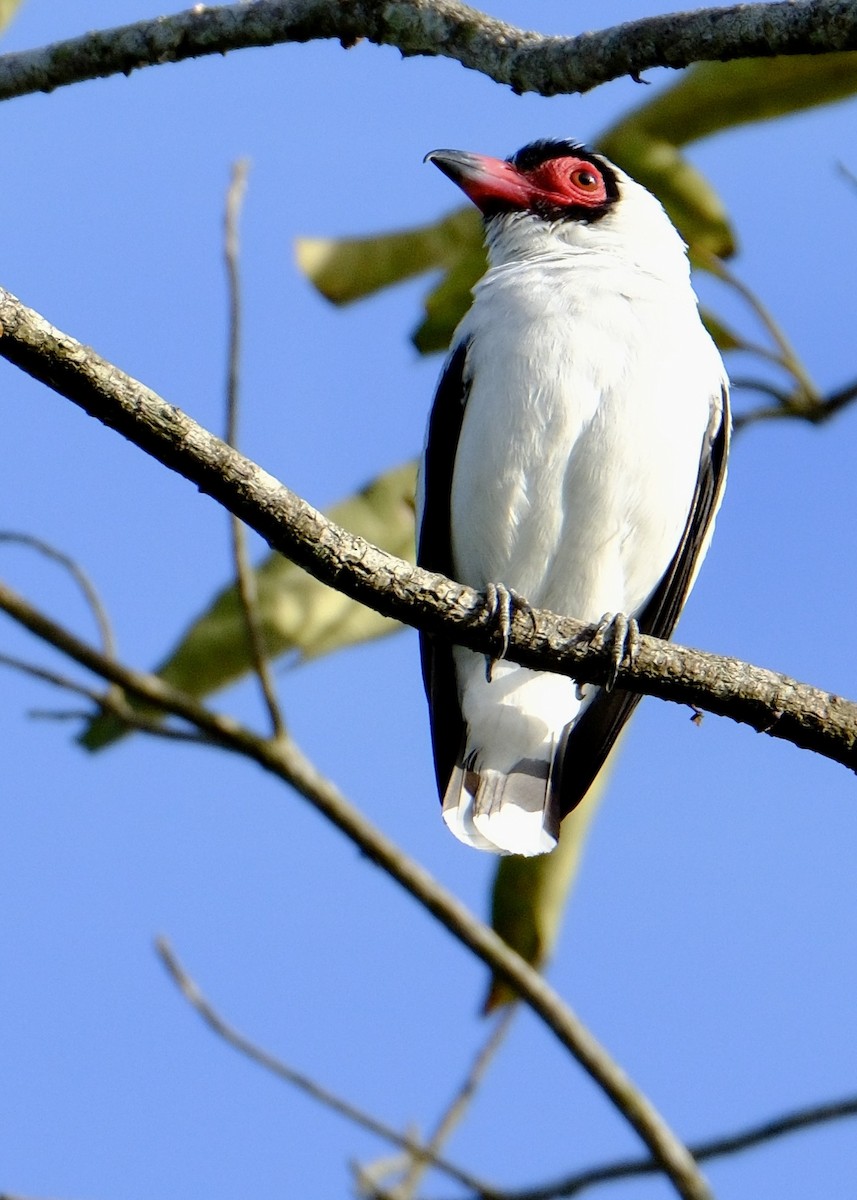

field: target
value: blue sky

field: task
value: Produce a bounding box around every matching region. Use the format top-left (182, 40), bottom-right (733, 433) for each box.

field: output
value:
top-left (2, 3), bottom-right (857, 1199)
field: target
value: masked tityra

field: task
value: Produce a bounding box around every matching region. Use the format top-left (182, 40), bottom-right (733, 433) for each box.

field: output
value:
top-left (417, 140), bottom-right (730, 857)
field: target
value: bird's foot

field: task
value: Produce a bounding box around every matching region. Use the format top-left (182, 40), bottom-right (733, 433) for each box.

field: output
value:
top-left (483, 582), bottom-right (530, 682)
top-left (589, 611), bottom-right (640, 692)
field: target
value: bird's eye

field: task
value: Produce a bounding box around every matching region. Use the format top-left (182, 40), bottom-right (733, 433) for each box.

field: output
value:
top-left (569, 167), bottom-right (600, 191)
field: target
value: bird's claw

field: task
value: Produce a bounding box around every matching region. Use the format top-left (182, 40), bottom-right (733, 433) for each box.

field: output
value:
top-left (484, 582), bottom-right (529, 681)
top-left (589, 611), bottom-right (640, 692)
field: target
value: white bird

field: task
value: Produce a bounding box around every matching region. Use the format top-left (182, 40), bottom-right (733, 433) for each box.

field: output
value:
top-left (417, 139), bottom-right (730, 857)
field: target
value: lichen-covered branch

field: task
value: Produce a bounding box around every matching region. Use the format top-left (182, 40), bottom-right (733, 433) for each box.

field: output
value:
top-left (0, 283), bottom-right (855, 774)
top-left (0, 0), bottom-right (855, 104)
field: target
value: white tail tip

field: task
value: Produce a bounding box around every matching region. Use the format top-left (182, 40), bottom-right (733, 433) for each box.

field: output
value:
top-left (442, 762), bottom-right (558, 856)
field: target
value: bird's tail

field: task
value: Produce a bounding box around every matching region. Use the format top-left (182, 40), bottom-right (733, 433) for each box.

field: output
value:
top-left (442, 751), bottom-right (561, 856)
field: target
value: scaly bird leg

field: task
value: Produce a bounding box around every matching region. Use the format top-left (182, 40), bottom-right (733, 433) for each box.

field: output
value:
top-left (483, 583), bottom-right (531, 682)
top-left (589, 611), bottom-right (641, 692)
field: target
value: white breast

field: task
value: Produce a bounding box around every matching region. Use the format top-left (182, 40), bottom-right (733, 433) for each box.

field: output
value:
top-left (450, 251), bottom-right (723, 623)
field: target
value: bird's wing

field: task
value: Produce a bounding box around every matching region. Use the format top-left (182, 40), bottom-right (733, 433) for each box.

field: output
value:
top-left (417, 340), bottom-right (471, 798)
top-left (557, 383), bottom-right (731, 819)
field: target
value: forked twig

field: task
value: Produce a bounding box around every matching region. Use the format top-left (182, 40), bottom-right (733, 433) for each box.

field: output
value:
top-left (387, 1005), bottom-right (518, 1200)
top-left (0, 573), bottom-right (711, 1200)
top-left (455, 1092), bottom-right (857, 1200)
top-left (155, 937), bottom-right (496, 1196)
top-left (0, 531), bottom-right (116, 657)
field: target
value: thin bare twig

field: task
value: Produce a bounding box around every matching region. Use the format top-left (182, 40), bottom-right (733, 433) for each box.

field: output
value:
top-left (802, 377), bottom-right (857, 425)
top-left (700, 251), bottom-right (819, 405)
top-left (0, 648), bottom-right (215, 742)
top-left (32, 709), bottom-right (210, 742)
top-left (837, 161), bottom-right (857, 192)
top-left (0, 1194), bottom-right (65, 1200)
top-left (155, 938), bottom-right (494, 1195)
top-left (457, 1092), bottom-right (857, 1200)
top-left (734, 376), bottom-right (857, 432)
top-left (0, 531), bottom-right (116, 657)
top-left (27, 709), bottom-right (96, 721)
top-left (0, 649), bottom-right (106, 703)
top-left (0, 576), bottom-right (709, 1200)
top-left (389, 1006), bottom-right (518, 1200)
top-left (731, 378), bottom-right (791, 403)
top-left (224, 159), bottom-right (250, 449)
top-left (222, 158), bottom-right (285, 738)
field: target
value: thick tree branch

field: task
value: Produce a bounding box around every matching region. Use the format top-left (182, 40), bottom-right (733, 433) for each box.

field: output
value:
top-left (0, 577), bottom-right (708, 1200)
top-left (0, 1), bottom-right (856, 104)
top-left (1, 284), bottom-right (856, 773)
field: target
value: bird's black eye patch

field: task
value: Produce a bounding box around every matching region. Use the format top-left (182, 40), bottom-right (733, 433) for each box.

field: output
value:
top-left (509, 139), bottom-right (588, 172)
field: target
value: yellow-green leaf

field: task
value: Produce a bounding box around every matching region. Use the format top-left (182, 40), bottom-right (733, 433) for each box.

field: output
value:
top-left (601, 54), bottom-right (857, 258)
top-left (483, 767), bottom-right (610, 1013)
top-left (295, 208), bottom-right (482, 306)
top-left (700, 307), bottom-right (752, 355)
top-left (80, 462), bottom-right (417, 751)
top-left (0, 0), bottom-right (24, 36)
top-left (617, 54), bottom-right (857, 149)
top-left (412, 244), bottom-right (486, 353)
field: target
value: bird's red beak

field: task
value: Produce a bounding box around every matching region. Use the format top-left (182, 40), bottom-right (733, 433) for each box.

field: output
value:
top-left (425, 149), bottom-right (533, 214)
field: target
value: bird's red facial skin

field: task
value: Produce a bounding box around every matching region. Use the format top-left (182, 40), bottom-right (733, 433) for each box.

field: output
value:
top-left (427, 149), bottom-right (611, 218)
top-left (521, 158), bottom-right (609, 210)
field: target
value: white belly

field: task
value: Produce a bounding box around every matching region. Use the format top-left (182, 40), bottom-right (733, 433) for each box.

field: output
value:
top-left (448, 255), bottom-right (722, 775)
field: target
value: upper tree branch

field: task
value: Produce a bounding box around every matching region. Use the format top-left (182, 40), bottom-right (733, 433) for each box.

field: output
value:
top-left (0, 284), bottom-right (856, 773)
top-left (0, 1), bottom-right (856, 104)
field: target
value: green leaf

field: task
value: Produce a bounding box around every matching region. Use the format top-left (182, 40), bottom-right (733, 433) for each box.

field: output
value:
top-left (294, 207), bottom-right (482, 306)
top-left (620, 54), bottom-right (857, 148)
top-left (601, 53), bottom-right (857, 258)
top-left (412, 244), bottom-right (486, 353)
top-left (699, 307), bottom-right (752, 355)
top-left (80, 461), bottom-right (417, 751)
top-left (483, 766), bottom-right (610, 1013)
